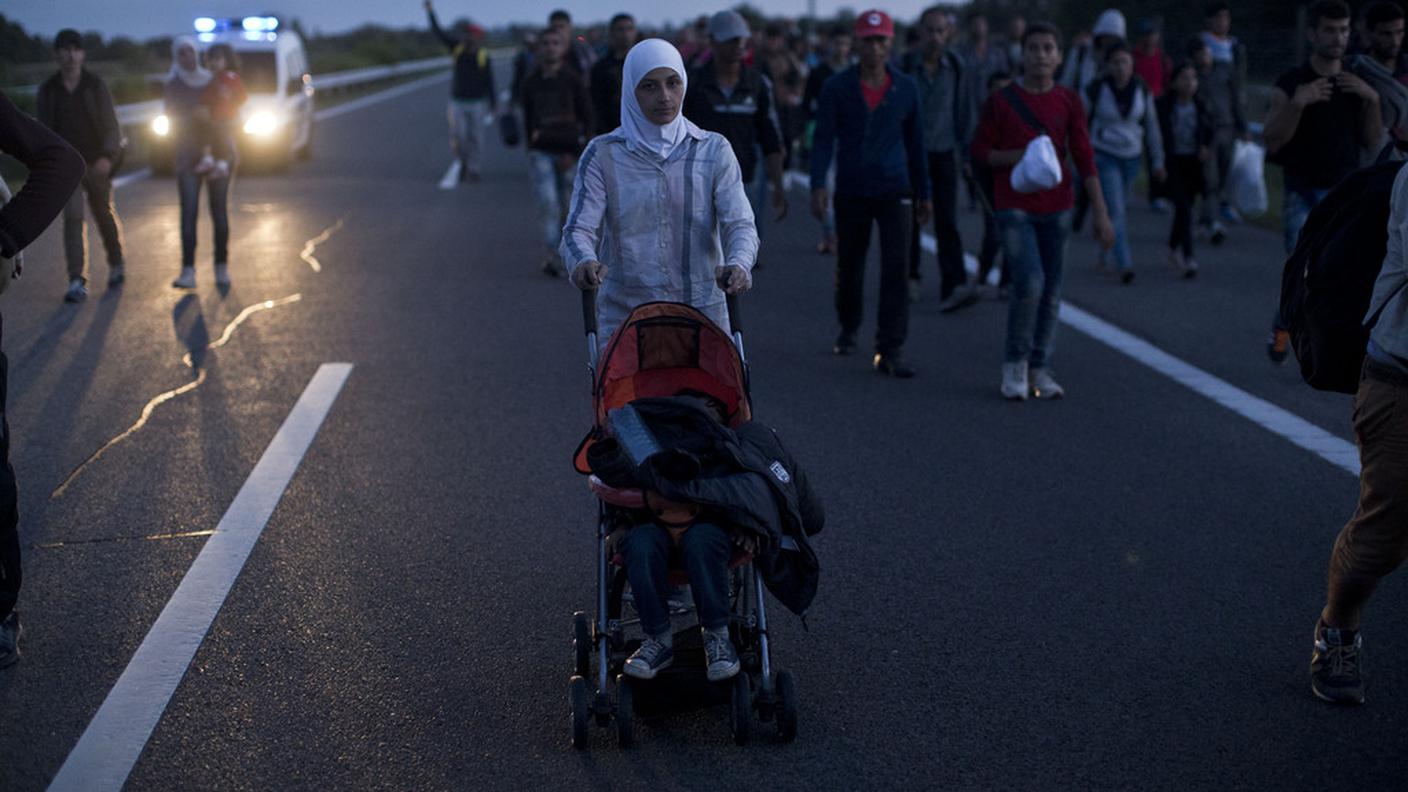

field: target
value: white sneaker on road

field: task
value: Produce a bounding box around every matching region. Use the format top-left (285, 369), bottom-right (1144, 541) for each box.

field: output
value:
top-left (1000, 362), bottom-right (1029, 401)
top-left (1030, 368), bottom-right (1065, 400)
top-left (171, 267), bottom-right (196, 289)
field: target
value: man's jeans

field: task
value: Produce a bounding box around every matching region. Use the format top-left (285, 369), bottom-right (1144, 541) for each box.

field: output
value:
top-left (62, 169), bottom-right (125, 283)
top-left (1274, 187), bottom-right (1330, 331)
top-left (1324, 361), bottom-right (1408, 628)
top-left (448, 98), bottom-right (489, 176)
top-left (621, 522), bottom-right (732, 636)
top-left (997, 209), bottom-right (1071, 368)
top-left (0, 314), bottom-right (21, 621)
top-left (177, 169), bottom-right (231, 268)
top-left (835, 193), bottom-right (912, 356)
top-left (528, 151), bottom-right (573, 252)
top-left (907, 150), bottom-right (967, 299)
top-left (1096, 151), bottom-right (1141, 272)
top-left (1283, 187), bottom-right (1330, 256)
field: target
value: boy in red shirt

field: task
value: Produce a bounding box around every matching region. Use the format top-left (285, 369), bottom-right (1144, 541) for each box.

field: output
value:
top-left (196, 44), bottom-right (247, 179)
top-left (970, 22), bottom-right (1114, 401)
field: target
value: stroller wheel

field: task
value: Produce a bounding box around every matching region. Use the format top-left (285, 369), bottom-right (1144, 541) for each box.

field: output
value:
top-left (569, 675), bottom-right (591, 750)
top-left (615, 674), bottom-right (635, 748)
top-left (729, 672), bottom-right (751, 746)
top-left (572, 611), bottom-right (591, 678)
top-left (775, 669), bottom-right (798, 743)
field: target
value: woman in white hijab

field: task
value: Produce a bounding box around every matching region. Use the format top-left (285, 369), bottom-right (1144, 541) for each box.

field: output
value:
top-left (164, 37), bottom-right (234, 290)
top-left (562, 38), bottom-right (758, 347)
top-left (562, 38), bottom-right (761, 684)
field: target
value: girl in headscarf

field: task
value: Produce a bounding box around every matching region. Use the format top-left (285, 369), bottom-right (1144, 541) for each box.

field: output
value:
top-left (562, 38), bottom-right (758, 347)
top-left (562, 39), bottom-right (759, 684)
top-left (164, 37), bottom-right (234, 290)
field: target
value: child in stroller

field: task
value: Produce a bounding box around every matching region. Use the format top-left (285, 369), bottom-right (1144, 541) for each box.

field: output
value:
top-left (571, 297), bottom-right (822, 748)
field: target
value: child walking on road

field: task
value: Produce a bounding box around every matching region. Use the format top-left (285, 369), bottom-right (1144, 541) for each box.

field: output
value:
top-left (1157, 62), bottom-right (1214, 279)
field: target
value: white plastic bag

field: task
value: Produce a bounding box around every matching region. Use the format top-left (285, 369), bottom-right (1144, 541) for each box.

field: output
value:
top-left (1230, 139), bottom-right (1268, 217)
top-left (1010, 134), bottom-right (1063, 194)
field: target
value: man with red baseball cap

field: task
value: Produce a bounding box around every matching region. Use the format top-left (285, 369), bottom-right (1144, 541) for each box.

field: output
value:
top-left (811, 8), bottom-right (931, 378)
top-left (425, 0), bottom-right (498, 182)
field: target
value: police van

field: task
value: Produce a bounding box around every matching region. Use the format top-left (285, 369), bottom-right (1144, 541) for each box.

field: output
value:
top-left (149, 16), bottom-right (314, 174)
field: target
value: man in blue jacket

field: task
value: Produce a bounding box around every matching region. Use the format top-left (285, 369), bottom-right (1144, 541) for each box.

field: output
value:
top-left (811, 9), bottom-right (931, 378)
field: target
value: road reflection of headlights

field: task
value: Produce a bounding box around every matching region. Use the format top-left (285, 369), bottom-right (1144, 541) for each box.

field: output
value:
top-left (243, 112), bottom-right (280, 136)
top-left (152, 114), bottom-right (170, 136)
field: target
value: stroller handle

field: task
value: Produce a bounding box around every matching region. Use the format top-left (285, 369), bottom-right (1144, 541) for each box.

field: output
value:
top-left (581, 287), bottom-right (598, 336)
top-left (719, 272), bottom-right (742, 334)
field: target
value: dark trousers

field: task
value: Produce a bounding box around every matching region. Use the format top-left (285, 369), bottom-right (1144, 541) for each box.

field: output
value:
top-left (177, 169), bottom-right (232, 268)
top-left (972, 167), bottom-right (1008, 287)
top-left (836, 193), bottom-right (911, 356)
top-left (0, 315), bottom-right (21, 621)
top-left (62, 169), bottom-right (124, 283)
top-left (907, 150), bottom-right (967, 299)
top-left (1166, 154), bottom-right (1204, 258)
top-left (621, 521), bottom-right (732, 636)
top-left (1324, 361), bottom-right (1408, 629)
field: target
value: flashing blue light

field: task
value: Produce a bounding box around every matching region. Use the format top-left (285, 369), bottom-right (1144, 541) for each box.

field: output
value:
top-left (242, 16), bottom-right (279, 32)
top-left (194, 17), bottom-right (217, 33)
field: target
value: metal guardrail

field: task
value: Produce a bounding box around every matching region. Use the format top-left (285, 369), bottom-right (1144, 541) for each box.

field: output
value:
top-left (10, 55), bottom-right (452, 127)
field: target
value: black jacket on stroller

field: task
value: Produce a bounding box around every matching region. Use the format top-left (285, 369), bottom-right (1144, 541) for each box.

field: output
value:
top-left (591, 396), bottom-right (824, 618)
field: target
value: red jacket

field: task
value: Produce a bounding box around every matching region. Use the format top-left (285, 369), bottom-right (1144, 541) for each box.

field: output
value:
top-left (203, 71), bottom-right (247, 122)
top-left (1133, 48), bottom-right (1171, 97)
top-left (970, 83), bottom-right (1095, 215)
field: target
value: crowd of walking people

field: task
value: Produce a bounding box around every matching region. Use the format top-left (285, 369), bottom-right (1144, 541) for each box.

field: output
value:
top-left (0, 0), bottom-right (1406, 718)
top-left (418, 0), bottom-right (1408, 708)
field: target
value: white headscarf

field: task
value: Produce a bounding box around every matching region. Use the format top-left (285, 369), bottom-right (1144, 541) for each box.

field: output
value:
top-left (168, 36), bottom-right (212, 88)
top-left (620, 39), bottom-right (689, 160)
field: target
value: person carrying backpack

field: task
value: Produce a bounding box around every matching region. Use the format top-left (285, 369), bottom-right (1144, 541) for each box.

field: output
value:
top-left (1307, 161), bottom-right (1408, 707)
top-left (1086, 42), bottom-right (1164, 284)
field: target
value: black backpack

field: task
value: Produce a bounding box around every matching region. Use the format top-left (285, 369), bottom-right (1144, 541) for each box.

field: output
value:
top-left (1279, 160), bottom-right (1406, 393)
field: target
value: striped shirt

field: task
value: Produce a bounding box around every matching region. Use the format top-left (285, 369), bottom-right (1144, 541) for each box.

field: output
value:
top-left (561, 121), bottom-right (758, 346)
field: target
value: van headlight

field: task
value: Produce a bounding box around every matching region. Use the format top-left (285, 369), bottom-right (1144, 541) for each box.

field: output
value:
top-left (152, 114), bottom-right (170, 136)
top-left (243, 112), bottom-right (280, 137)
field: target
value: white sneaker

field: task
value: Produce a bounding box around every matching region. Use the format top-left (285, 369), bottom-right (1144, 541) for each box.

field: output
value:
top-left (194, 154), bottom-right (215, 175)
top-left (1030, 367), bottom-right (1065, 400)
top-left (213, 160), bottom-right (231, 179)
top-left (171, 267), bottom-right (196, 289)
top-left (214, 264), bottom-right (231, 287)
top-left (1000, 362), bottom-right (1029, 401)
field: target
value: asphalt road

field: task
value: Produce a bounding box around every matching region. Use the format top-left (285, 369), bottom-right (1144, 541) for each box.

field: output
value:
top-left (1, 72), bottom-right (1404, 790)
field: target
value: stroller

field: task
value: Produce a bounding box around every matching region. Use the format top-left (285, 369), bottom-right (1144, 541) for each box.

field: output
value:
top-left (568, 287), bottom-right (799, 749)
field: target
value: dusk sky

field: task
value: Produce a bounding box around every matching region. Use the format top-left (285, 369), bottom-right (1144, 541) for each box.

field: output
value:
top-left (5, 0), bottom-right (942, 40)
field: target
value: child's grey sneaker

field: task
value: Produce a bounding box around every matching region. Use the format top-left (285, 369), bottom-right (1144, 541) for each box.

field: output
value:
top-left (64, 278), bottom-right (87, 303)
top-left (623, 635), bottom-right (674, 680)
top-left (703, 628), bottom-right (740, 682)
top-left (1311, 621), bottom-right (1365, 705)
top-left (0, 611), bottom-right (22, 669)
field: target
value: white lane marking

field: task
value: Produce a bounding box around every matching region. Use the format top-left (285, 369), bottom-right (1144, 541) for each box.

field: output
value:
top-left (438, 159), bottom-right (461, 190)
top-left (47, 363), bottom-right (355, 792)
top-left (313, 71), bottom-right (449, 121)
top-left (920, 231), bottom-right (1360, 476)
top-left (111, 72), bottom-right (451, 193)
top-left (1057, 304), bottom-right (1360, 474)
top-left (111, 168), bottom-right (151, 189)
